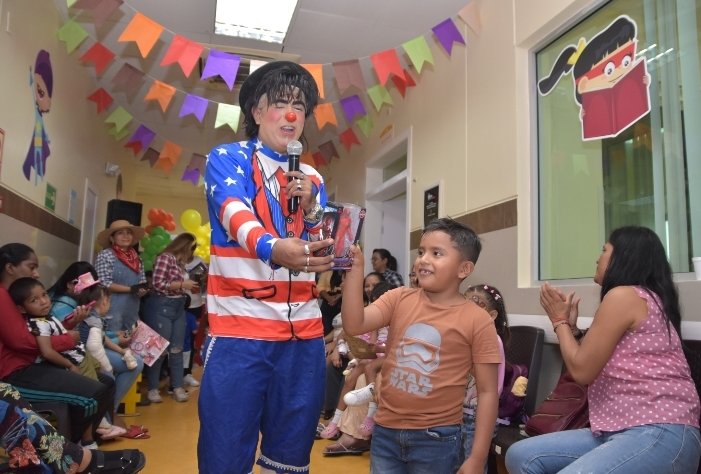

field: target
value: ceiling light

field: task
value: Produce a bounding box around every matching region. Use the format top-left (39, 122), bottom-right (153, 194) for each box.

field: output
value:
top-left (215, 0), bottom-right (299, 44)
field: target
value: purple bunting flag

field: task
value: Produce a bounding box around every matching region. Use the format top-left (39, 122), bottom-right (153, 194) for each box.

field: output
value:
top-left (181, 153), bottom-right (206, 185)
top-left (201, 50), bottom-right (241, 91)
top-left (125, 124), bottom-right (155, 156)
top-left (340, 95), bottom-right (366, 123)
top-left (179, 94), bottom-right (209, 122)
top-left (432, 18), bottom-right (465, 55)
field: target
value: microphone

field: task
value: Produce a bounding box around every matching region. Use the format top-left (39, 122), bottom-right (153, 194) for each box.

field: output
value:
top-left (287, 140), bottom-right (303, 213)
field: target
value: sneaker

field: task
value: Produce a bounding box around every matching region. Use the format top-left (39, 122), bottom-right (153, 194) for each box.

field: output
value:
top-left (319, 422), bottom-right (339, 439)
top-left (344, 382), bottom-right (375, 406)
top-left (147, 389), bottom-right (163, 403)
top-left (172, 387), bottom-right (189, 402)
top-left (183, 374), bottom-right (200, 387)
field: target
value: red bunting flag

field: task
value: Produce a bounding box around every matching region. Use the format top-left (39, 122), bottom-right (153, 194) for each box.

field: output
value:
top-left (87, 88), bottom-right (113, 113)
top-left (161, 35), bottom-right (204, 77)
top-left (339, 128), bottom-right (361, 151)
top-left (80, 42), bottom-right (115, 75)
top-left (370, 49), bottom-right (403, 86)
top-left (391, 69), bottom-right (417, 98)
top-left (312, 151), bottom-right (327, 169)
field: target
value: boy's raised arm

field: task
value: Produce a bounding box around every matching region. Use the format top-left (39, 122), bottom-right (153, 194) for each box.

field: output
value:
top-left (341, 245), bottom-right (385, 336)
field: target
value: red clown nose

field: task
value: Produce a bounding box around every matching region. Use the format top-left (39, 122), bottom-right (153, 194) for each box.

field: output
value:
top-left (285, 111), bottom-right (297, 122)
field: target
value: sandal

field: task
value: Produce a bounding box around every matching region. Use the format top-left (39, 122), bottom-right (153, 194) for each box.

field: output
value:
top-left (119, 425), bottom-right (151, 439)
top-left (322, 440), bottom-right (370, 456)
top-left (97, 425), bottom-right (127, 440)
top-left (89, 449), bottom-right (146, 473)
top-left (129, 424), bottom-right (149, 433)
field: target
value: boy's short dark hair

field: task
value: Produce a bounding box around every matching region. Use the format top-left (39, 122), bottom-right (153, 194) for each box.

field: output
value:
top-left (8, 277), bottom-right (44, 306)
top-left (422, 218), bottom-right (481, 263)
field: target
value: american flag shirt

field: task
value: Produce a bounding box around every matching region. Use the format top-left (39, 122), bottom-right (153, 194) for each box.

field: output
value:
top-left (204, 138), bottom-right (327, 341)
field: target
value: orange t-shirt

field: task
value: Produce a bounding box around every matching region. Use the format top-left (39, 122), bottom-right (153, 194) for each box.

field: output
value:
top-left (372, 287), bottom-right (500, 429)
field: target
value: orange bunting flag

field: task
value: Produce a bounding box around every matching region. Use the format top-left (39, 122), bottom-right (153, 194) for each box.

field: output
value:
top-left (161, 35), bottom-right (204, 77)
top-left (391, 69), bottom-right (417, 98)
top-left (332, 60), bottom-right (366, 95)
top-left (312, 151), bottom-right (327, 169)
top-left (80, 42), bottom-right (115, 75)
top-left (313, 102), bottom-right (337, 130)
top-left (301, 150), bottom-right (315, 167)
top-left (155, 141), bottom-right (182, 173)
top-left (370, 49), bottom-right (403, 86)
top-left (302, 64), bottom-right (324, 99)
top-left (339, 128), bottom-right (361, 151)
top-left (144, 80), bottom-right (176, 112)
top-left (118, 12), bottom-right (164, 58)
top-left (87, 87), bottom-right (113, 113)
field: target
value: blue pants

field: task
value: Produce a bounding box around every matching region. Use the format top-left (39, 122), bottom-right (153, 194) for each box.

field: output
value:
top-left (505, 424), bottom-right (701, 473)
top-left (370, 423), bottom-right (462, 474)
top-left (198, 336), bottom-right (325, 474)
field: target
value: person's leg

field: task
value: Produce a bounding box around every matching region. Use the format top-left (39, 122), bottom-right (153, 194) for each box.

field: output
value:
top-left (370, 424), bottom-right (409, 474)
top-left (105, 348), bottom-right (144, 411)
top-left (166, 300), bottom-right (187, 391)
top-left (559, 424), bottom-right (701, 474)
top-left (505, 428), bottom-right (601, 474)
top-left (198, 337), bottom-right (268, 474)
top-left (402, 425), bottom-right (462, 474)
top-left (323, 360), bottom-right (345, 415)
top-left (257, 338), bottom-right (325, 473)
top-left (142, 296), bottom-right (172, 392)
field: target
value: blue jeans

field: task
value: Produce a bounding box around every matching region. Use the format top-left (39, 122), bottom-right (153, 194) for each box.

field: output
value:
top-left (142, 295), bottom-right (186, 390)
top-left (505, 424), bottom-right (701, 474)
top-left (460, 411), bottom-right (497, 472)
top-left (370, 423), bottom-right (462, 474)
top-left (105, 348), bottom-right (144, 410)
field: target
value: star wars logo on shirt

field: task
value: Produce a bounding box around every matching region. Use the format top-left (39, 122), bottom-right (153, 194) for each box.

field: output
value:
top-left (390, 323), bottom-right (441, 397)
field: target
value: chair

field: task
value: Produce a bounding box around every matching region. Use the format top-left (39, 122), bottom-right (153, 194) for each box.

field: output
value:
top-left (682, 339), bottom-right (701, 474)
top-left (488, 325), bottom-right (545, 473)
top-left (31, 401), bottom-right (72, 439)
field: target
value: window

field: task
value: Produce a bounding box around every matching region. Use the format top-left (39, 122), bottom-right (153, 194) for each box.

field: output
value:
top-left (536, 0), bottom-right (701, 280)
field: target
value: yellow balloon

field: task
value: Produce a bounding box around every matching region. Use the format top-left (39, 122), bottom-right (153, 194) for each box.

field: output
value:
top-left (180, 209), bottom-right (202, 233)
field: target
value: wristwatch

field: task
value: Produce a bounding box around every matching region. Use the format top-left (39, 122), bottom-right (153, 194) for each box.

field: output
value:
top-left (304, 203), bottom-right (324, 223)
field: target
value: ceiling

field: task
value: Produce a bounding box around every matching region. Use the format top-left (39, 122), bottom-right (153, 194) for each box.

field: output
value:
top-left (54, 0), bottom-right (471, 199)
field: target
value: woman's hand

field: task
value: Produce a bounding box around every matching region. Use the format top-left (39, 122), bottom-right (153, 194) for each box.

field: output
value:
top-left (68, 365), bottom-right (81, 375)
top-left (540, 282), bottom-right (574, 324)
top-left (330, 348), bottom-right (342, 368)
top-left (136, 288), bottom-right (149, 298)
top-left (181, 280), bottom-right (200, 293)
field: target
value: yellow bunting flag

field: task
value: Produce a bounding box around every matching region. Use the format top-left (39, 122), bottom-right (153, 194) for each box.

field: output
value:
top-left (118, 12), bottom-right (164, 58)
top-left (313, 102), bottom-right (337, 130)
top-left (355, 114), bottom-right (374, 138)
top-left (144, 80), bottom-right (176, 112)
top-left (302, 64), bottom-right (324, 99)
top-left (402, 36), bottom-right (434, 74)
top-left (104, 106), bottom-right (132, 134)
top-left (367, 84), bottom-right (393, 112)
top-left (215, 103), bottom-right (241, 132)
top-left (155, 141), bottom-right (182, 173)
top-left (57, 19), bottom-right (88, 54)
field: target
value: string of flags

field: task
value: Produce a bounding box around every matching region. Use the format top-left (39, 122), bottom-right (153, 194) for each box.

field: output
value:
top-left (59, 0), bottom-right (482, 185)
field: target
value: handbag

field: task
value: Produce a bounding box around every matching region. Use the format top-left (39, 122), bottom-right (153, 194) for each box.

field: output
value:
top-left (524, 369), bottom-right (589, 436)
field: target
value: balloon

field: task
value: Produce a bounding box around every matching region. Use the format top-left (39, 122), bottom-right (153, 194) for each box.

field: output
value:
top-left (180, 209), bottom-right (202, 233)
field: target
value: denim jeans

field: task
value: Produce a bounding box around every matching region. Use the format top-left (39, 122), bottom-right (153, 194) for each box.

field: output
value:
top-left (105, 348), bottom-right (143, 410)
top-left (505, 424), bottom-right (701, 474)
top-left (460, 411), bottom-right (497, 472)
top-left (142, 295), bottom-right (186, 390)
top-left (370, 423), bottom-right (461, 474)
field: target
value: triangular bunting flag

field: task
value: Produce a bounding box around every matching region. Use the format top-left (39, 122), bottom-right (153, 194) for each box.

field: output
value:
top-left (313, 102), bottom-right (337, 130)
top-left (83, 0), bottom-right (123, 27)
top-left (318, 141), bottom-right (339, 163)
top-left (249, 59), bottom-right (268, 74)
top-left (124, 124), bottom-right (155, 156)
top-left (332, 60), bottom-right (366, 95)
top-left (104, 106), bottom-right (132, 133)
top-left (141, 147), bottom-right (159, 167)
top-left (340, 95), bottom-right (366, 123)
top-left (339, 128), bottom-right (361, 151)
top-left (301, 150), bottom-right (315, 167)
top-left (108, 125), bottom-right (131, 141)
top-left (432, 18), bottom-right (465, 55)
top-left (201, 50), bottom-right (241, 91)
top-left (155, 141), bottom-right (182, 173)
top-left (312, 151), bottom-right (327, 169)
top-left (458, 3), bottom-right (482, 36)
top-left (302, 64), bottom-right (324, 99)
top-left (87, 88), bottom-right (113, 113)
top-left (144, 80), bottom-right (176, 112)
top-left (111, 63), bottom-right (144, 92)
top-left (367, 84), bottom-right (393, 112)
top-left (79, 42), bottom-right (115, 75)
top-left (181, 153), bottom-right (206, 185)
top-left (57, 19), bottom-right (88, 54)
top-left (391, 69), bottom-right (417, 98)
top-left (117, 12), bottom-right (164, 58)
top-left (355, 115), bottom-right (374, 138)
top-left (179, 94), bottom-right (209, 122)
top-left (215, 103), bottom-right (241, 132)
top-left (402, 36), bottom-right (434, 74)
top-left (161, 35), bottom-right (204, 77)
top-left (370, 49), bottom-right (403, 86)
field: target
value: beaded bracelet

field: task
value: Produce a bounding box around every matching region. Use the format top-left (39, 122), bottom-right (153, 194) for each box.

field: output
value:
top-left (552, 320), bottom-right (571, 332)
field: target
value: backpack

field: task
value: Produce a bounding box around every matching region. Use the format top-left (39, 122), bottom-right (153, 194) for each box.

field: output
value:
top-left (524, 369), bottom-right (589, 436)
top-left (498, 362), bottom-right (529, 421)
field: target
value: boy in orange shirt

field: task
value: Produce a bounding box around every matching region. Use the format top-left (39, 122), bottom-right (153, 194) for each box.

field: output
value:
top-left (342, 218), bottom-right (500, 473)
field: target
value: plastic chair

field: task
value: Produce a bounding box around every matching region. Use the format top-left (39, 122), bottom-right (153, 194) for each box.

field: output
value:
top-left (488, 325), bottom-right (545, 473)
top-left (31, 401), bottom-right (72, 439)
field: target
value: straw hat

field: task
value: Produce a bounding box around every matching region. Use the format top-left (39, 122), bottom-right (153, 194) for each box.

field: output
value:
top-left (97, 220), bottom-right (145, 249)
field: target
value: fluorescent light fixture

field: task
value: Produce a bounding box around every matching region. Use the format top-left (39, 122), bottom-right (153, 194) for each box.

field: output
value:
top-left (215, 0), bottom-right (299, 44)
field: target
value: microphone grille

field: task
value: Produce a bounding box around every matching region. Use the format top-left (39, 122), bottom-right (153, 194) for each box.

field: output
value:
top-left (287, 140), bottom-right (303, 156)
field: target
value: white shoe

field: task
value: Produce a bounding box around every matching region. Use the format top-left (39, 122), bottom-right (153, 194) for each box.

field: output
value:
top-left (184, 374), bottom-right (200, 387)
top-left (147, 389), bottom-right (163, 403)
top-left (172, 387), bottom-right (189, 402)
top-left (344, 383), bottom-right (375, 406)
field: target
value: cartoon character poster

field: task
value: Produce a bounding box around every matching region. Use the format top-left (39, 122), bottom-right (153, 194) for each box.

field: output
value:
top-left (538, 15), bottom-right (650, 141)
top-left (25, 50), bottom-right (53, 184)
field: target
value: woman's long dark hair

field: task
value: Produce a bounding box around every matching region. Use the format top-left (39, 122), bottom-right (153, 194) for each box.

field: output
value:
top-left (373, 248), bottom-right (398, 271)
top-left (0, 243), bottom-right (35, 277)
top-left (601, 226), bottom-right (681, 335)
top-left (47, 261), bottom-right (98, 298)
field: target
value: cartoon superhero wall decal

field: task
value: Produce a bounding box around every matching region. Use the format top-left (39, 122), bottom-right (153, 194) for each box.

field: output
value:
top-left (24, 50), bottom-right (53, 183)
top-left (538, 15), bottom-right (651, 141)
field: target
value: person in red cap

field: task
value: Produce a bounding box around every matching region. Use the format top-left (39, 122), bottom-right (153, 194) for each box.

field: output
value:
top-left (199, 61), bottom-right (334, 473)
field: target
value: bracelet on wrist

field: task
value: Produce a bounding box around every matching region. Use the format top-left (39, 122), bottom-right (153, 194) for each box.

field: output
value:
top-left (552, 320), bottom-right (571, 332)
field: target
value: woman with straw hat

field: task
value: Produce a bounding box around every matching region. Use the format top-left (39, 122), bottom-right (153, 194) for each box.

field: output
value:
top-left (95, 220), bottom-right (148, 343)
